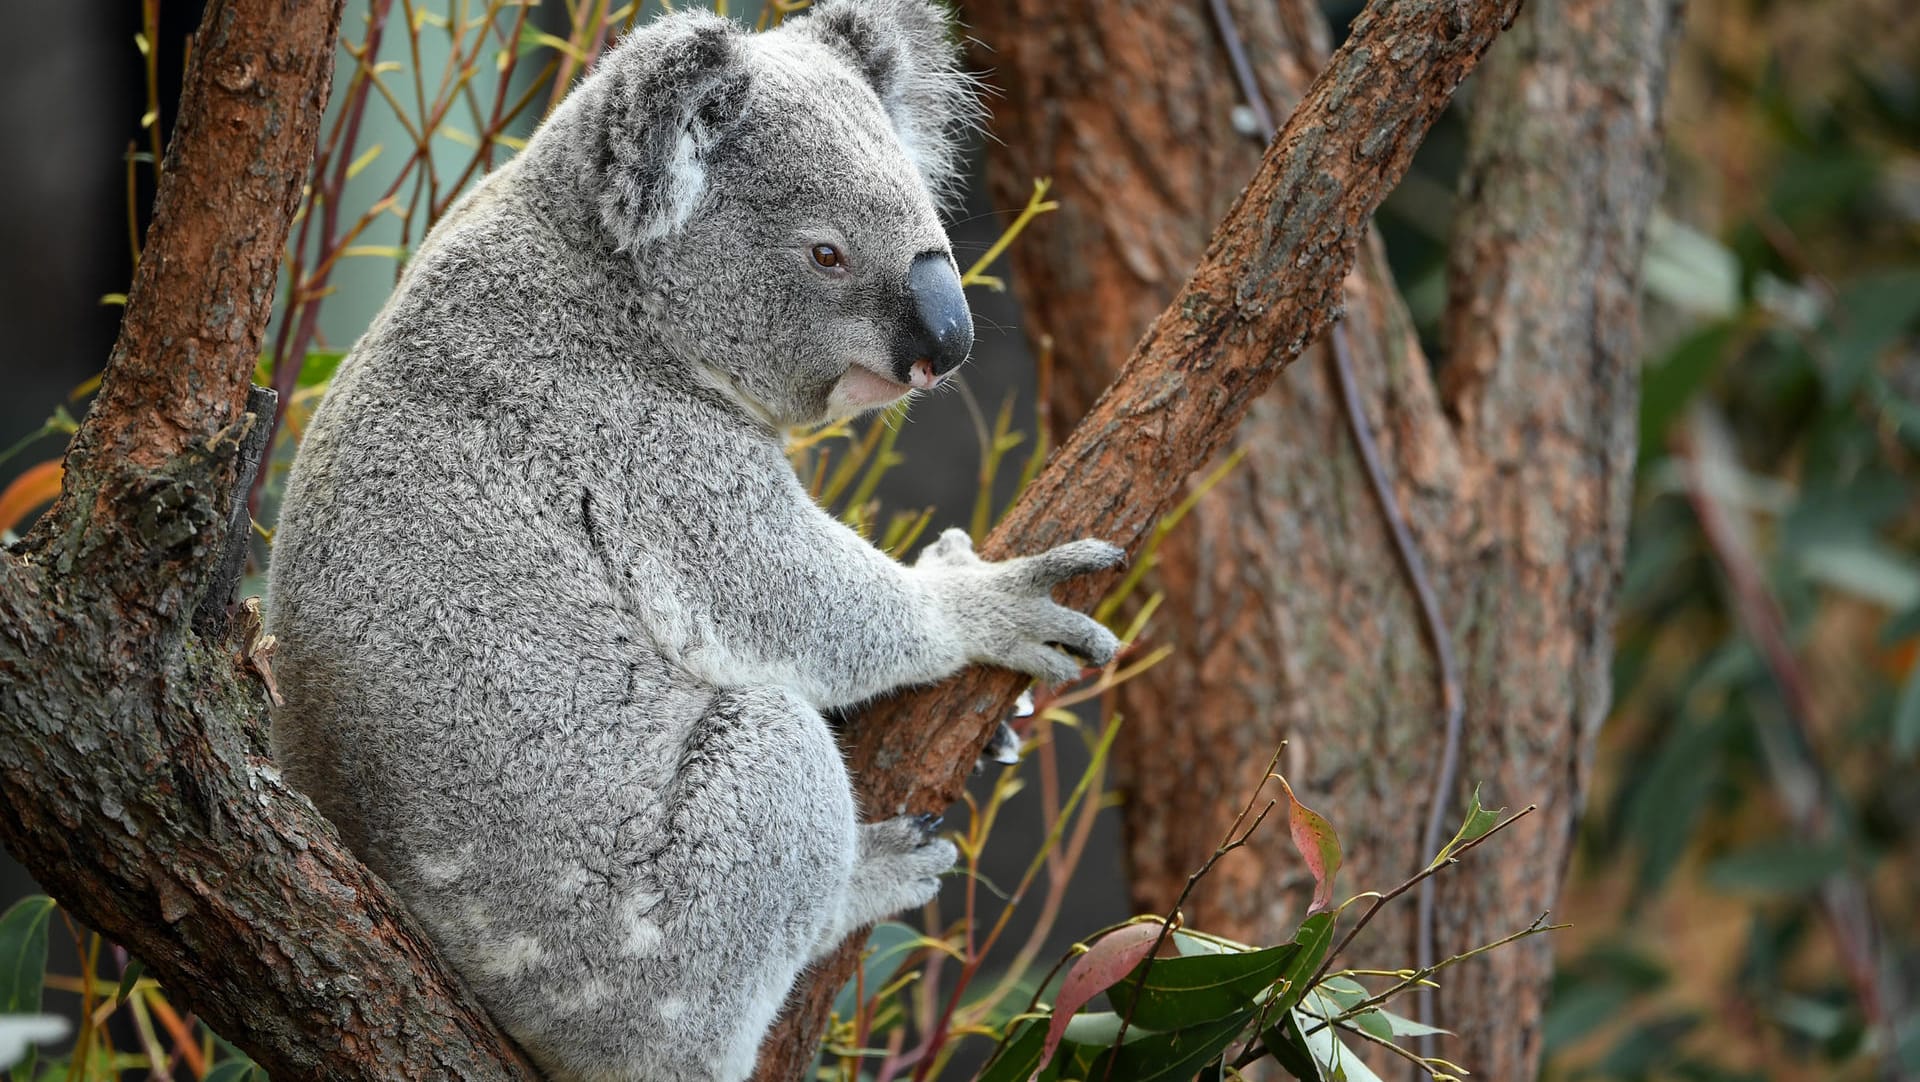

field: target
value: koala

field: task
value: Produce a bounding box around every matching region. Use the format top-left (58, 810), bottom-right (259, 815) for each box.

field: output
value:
top-left (263, 2), bottom-right (1122, 1080)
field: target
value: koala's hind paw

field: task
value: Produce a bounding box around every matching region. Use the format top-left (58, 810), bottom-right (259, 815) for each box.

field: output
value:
top-left (861, 813), bottom-right (950, 861)
top-left (831, 816), bottom-right (957, 942)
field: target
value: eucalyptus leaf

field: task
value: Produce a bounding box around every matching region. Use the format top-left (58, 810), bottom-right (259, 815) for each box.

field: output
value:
top-left (1074, 1009), bottom-right (1256, 1082)
top-left (114, 960), bottom-right (144, 1008)
top-left (974, 1019), bottom-right (1047, 1082)
top-left (0, 898), bottom-right (55, 1016)
top-left (1377, 1007), bottom-right (1450, 1038)
top-left (202, 1061), bottom-right (267, 1082)
top-left (1426, 783), bottom-right (1503, 870)
top-left (1261, 1010), bottom-right (1326, 1081)
top-left (1108, 942), bottom-right (1298, 1030)
top-left (1706, 839), bottom-right (1855, 894)
top-left (1060, 1011), bottom-right (1158, 1047)
top-left (1294, 996), bottom-right (1386, 1082)
top-left (1268, 912), bottom-right (1337, 1019)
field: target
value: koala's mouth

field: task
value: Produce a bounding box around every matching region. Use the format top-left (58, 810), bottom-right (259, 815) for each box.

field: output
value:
top-left (832, 360), bottom-right (945, 413)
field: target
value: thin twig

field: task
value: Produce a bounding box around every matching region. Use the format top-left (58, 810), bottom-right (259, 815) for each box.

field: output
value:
top-left (1205, 0), bottom-right (1276, 136)
top-left (1305, 805), bottom-right (1535, 993)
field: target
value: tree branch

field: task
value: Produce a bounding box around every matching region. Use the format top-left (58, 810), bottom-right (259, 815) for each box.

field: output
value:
top-left (750, 0), bottom-right (1525, 1075)
top-left (0, 1), bottom-right (537, 1077)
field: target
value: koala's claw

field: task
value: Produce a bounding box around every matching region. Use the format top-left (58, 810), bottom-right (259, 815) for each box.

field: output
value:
top-left (913, 812), bottom-right (944, 840)
top-left (985, 718), bottom-right (1021, 764)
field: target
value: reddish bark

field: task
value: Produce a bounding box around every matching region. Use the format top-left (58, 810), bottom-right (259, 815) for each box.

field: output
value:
top-left (0, 1), bottom-right (539, 1077)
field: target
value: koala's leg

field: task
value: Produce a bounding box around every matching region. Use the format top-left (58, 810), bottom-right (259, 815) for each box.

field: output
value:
top-left (509, 687), bottom-right (863, 1082)
top-left (813, 814), bottom-right (955, 959)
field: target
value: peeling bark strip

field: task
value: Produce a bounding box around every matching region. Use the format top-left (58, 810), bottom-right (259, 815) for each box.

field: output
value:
top-left (749, 0), bottom-right (1525, 1075)
top-left (0, 1), bottom-right (539, 1078)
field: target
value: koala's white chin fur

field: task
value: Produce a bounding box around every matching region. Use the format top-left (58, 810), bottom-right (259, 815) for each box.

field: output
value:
top-left (826, 362), bottom-right (913, 419)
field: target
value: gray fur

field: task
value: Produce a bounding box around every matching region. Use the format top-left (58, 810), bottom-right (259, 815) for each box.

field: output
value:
top-left (264, 4), bottom-right (1115, 1080)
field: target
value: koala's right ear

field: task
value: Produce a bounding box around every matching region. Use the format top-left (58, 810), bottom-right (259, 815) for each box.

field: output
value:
top-left (576, 11), bottom-right (751, 248)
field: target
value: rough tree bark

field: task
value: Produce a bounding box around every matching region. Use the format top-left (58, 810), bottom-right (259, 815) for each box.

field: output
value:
top-left (750, 0), bottom-right (1524, 1076)
top-left (0, 1), bottom-right (539, 1078)
top-left (959, 0), bottom-right (1678, 1075)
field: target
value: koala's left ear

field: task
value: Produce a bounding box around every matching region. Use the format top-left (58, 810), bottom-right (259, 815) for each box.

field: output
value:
top-left (785, 0), bottom-right (982, 205)
top-left (577, 10), bottom-right (754, 248)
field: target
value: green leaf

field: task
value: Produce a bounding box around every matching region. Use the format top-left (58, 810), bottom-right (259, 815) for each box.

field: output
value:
top-left (977, 1019), bottom-right (1049, 1082)
top-left (1544, 980), bottom-right (1633, 1051)
top-left (1261, 1010), bottom-right (1327, 1081)
top-left (1426, 784), bottom-right (1504, 871)
top-left (1642, 214), bottom-right (1740, 318)
top-left (1077, 1009), bottom-right (1256, 1082)
top-left (1350, 1008), bottom-right (1393, 1041)
top-left (114, 959), bottom-right (145, 1007)
top-left (202, 1061), bottom-right (267, 1082)
top-left (1822, 270), bottom-right (1920, 399)
top-left (1294, 994), bottom-right (1386, 1082)
top-left (1705, 839), bottom-right (1855, 893)
top-left (1268, 912), bottom-right (1337, 1018)
top-left (1059, 1011), bottom-right (1157, 1047)
top-left (1796, 539), bottom-right (1920, 612)
top-left (1639, 323), bottom-right (1733, 463)
top-left (1315, 975), bottom-right (1368, 1010)
top-left (0, 896), bottom-right (56, 1015)
top-left (832, 921), bottom-right (920, 1019)
top-left (1108, 942), bottom-right (1299, 1031)
top-left (252, 349), bottom-right (346, 392)
top-left (1173, 930), bottom-right (1250, 956)
top-left (1376, 1007), bottom-right (1450, 1039)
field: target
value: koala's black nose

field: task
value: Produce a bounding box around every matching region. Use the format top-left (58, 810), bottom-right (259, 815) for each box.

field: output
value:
top-left (897, 252), bottom-right (974, 386)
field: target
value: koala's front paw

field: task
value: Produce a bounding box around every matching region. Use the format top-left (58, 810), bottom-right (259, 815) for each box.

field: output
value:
top-left (919, 528), bottom-right (1124, 687)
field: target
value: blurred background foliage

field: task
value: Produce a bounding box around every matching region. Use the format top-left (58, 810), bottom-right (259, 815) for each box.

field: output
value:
top-left (0, 0), bottom-right (1917, 1078)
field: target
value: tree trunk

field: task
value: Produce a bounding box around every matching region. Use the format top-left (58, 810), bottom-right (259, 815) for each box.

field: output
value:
top-left (749, 0), bottom-right (1524, 1076)
top-left (963, 0), bottom-right (1677, 1075)
top-left (0, 2), bottom-right (540, 1078)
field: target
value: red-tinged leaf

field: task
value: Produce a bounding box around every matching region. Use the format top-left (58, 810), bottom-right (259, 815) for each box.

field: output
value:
top-left (1278, 776), bottom-right (1342, 913)
top-left (1033, 920), bottom-right (1166, 1079)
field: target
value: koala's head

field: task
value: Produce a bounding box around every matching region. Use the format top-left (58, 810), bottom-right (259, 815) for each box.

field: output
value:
top-left (538, 0), bottom-right (982, 429)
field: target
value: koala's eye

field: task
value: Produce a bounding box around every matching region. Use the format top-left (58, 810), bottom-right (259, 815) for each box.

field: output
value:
top-left (810, 244), bottom-right (845, 270)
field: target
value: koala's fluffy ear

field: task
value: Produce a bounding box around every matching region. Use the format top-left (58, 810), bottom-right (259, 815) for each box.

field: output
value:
top-left (786, 0), bottom-right (982, 206)
top-left (581, 11), bottom-right (752, 247)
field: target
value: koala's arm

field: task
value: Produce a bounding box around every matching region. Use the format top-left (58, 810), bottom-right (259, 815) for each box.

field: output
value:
top-left (661, 495), bottom-right (1123, 710)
